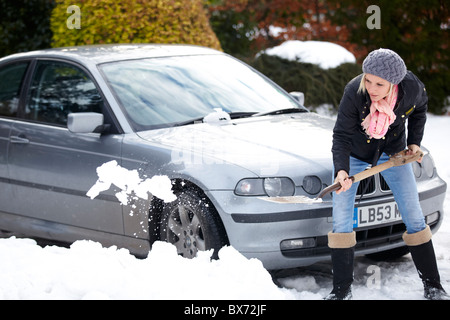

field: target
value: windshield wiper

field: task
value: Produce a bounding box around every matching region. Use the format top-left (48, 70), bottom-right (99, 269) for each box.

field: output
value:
top-left (227, 112), bottom-right (257, 119)
top-left (172, 108), bottom-right (307, 127)
top-left (252, 107), bottom-right (308, 117)
top-left (173, 111), bottom-right (256, 127)
top-left (172, 116), bottom-right (205, 127)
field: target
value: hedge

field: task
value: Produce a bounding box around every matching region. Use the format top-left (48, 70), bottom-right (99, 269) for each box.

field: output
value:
top-left (0, 0), bottom-right (55, 57)
top-left (50, 0), bottom-right (222, 50)
top-left (251, 54), bottom-right (362, 112)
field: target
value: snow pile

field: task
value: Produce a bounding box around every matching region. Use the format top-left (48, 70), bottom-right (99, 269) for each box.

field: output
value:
top-left (202, 108), bottom-right (231, 124)
top-left (262, 40), bottom-right (356, 69)
top-left (0, 238), bottom-right (296, 300)
top-left (0, 115), bottom-right (448, 300)
top-left (86, 160), bottom-right (176, 204)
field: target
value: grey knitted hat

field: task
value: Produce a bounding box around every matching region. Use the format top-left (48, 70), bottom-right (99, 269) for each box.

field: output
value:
top-left (362, 48), bottom-right (407, 84)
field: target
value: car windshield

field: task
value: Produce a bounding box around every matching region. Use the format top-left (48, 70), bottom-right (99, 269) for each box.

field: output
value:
top-left (100, 54), bottom-right (304, 130)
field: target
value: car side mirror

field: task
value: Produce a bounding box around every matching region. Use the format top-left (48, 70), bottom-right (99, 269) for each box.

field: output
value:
top-left (289, 91), bottom-right (305, 106)
top-left (68, 112), bottom-right (106, 133)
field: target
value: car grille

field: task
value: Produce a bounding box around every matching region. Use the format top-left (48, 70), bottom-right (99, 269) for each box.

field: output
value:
top-left (356, 173), bottom-right (390, 195)
top-left (379, 174), bottom-right (391, 191)
top-left (282, 173), bottom-right (440, 259)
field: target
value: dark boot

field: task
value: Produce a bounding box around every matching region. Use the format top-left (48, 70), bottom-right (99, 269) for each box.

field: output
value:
top-left (403, 225), bottom-right (449, 300)
top-left (324, 231), bottom-right (356, 300)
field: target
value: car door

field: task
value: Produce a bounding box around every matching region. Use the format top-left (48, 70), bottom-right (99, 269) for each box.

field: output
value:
top-left (7, 59), bottom-right (124, 237)
top-left (0, 61), bottom-right (30, 216)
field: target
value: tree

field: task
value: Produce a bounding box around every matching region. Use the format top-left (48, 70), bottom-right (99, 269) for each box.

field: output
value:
top-left (0, 0), bottom-right (56, 57)
top-left (327, 0), bottom-right (450, 113)
top-left (50, 0), bottom-right (222, 50)
top-left (209, 0), bottom-right (449, 113)
top-left (208, 0), bottom-right (308, 58)
top-left (207, 0), bottom-right (358, 59)
top-left (208, 0), bottom-right (258, 58)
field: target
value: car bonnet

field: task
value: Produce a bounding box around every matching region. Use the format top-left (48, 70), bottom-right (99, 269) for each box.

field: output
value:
top-left (137, 112), bottom-right (334, 177)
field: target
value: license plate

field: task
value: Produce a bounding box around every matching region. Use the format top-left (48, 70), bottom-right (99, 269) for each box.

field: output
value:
top-left (353, 201), bottom-right (402, 228)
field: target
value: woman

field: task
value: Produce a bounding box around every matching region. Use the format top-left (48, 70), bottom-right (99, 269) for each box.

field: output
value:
top-left (326, 48), bottom-right (447, 300)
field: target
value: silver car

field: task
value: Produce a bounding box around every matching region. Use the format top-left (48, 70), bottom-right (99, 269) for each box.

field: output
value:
top-left (0, 44), bottom-right (446, 270)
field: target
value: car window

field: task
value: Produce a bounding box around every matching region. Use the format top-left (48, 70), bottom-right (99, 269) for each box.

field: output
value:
top-left (25, 61), bottom-right (103, 126)
top-left (100, 55), bottom-right (301, 130)
top-left (0, 62), bottom-right (29, 118)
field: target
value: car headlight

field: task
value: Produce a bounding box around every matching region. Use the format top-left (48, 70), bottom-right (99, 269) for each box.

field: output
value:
top-left (235, 179), bottom-right (265, 196)
top-left (302, 175), bottom-right (322, 195)
top-left (235, 177), bottom-right (295, 197)
top-left (421, 153), bottom-right (435, 178)
top-left (264, 177), bottom-right (295, 197)
top-left (412, 161), bottom-right (422, 178)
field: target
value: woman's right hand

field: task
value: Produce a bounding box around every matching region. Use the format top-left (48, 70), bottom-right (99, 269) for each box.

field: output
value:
top-left (335, 170), bottom-right (352, 194)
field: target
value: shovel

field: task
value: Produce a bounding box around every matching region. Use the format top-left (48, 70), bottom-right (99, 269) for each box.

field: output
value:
top-left (260, 149), bottom-right (424, 204)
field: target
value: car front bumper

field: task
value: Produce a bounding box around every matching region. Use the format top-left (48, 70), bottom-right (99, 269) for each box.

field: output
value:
top-left (207, 175), bottom-right (447, 270)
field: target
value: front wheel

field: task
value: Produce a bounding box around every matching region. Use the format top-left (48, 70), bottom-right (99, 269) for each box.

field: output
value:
top-left (159, 189), bottom-right (228, 259)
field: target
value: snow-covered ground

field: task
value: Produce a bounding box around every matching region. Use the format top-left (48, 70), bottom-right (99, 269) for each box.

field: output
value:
top-left (0, 42), bottom-right (448, 300)
top-left (0, 114), bottom-right (448, 300)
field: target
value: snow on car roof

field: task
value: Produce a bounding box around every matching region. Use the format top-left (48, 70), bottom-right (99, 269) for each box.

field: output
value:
top-left (0, 44), bottom-right (222, 65)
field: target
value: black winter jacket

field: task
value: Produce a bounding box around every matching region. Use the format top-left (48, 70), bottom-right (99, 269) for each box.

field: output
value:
top-left (332, 71), bottom-right (428, 175)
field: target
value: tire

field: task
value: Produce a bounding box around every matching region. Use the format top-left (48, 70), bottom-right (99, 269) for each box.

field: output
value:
top-left (159, 189), bottom-right (228, 259)
top-left (366, 245), bottom-right (410, 261)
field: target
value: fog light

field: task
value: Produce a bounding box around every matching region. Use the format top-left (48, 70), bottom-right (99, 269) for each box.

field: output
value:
top-left (426, 212), bottom-right (439, 225)
top-left (280, 238), bottom-right (316, 250)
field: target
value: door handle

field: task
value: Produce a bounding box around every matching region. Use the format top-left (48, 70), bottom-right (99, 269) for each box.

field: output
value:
top-left (10, 135), bottom-right (30, 144)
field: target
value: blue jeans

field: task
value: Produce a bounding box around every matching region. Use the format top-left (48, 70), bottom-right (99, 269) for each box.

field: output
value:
top-left (332, 153), bottom-right (426, 234)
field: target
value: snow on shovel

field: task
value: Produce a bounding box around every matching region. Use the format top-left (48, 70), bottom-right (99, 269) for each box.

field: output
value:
top-left (260, 149), bottom-right (424, 204)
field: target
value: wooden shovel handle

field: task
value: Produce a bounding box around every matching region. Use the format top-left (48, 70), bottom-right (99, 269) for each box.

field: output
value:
top-left (316, 177), bottom-right (355, 199)
top-left (316, 181), bottom-right (344, 199)
top-left (316, 150), bottom-right (424, 199)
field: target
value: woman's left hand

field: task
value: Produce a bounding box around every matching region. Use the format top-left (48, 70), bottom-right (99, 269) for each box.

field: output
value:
top-left (407, 144), bottom-right (424, 163)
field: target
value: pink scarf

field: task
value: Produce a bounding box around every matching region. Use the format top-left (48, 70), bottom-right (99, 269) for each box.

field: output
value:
top-left (361, 85), bottom-right (398, 139)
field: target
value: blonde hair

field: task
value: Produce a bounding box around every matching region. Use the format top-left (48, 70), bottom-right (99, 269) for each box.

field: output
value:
top-left (358, 73), bottom-right (394, 96)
